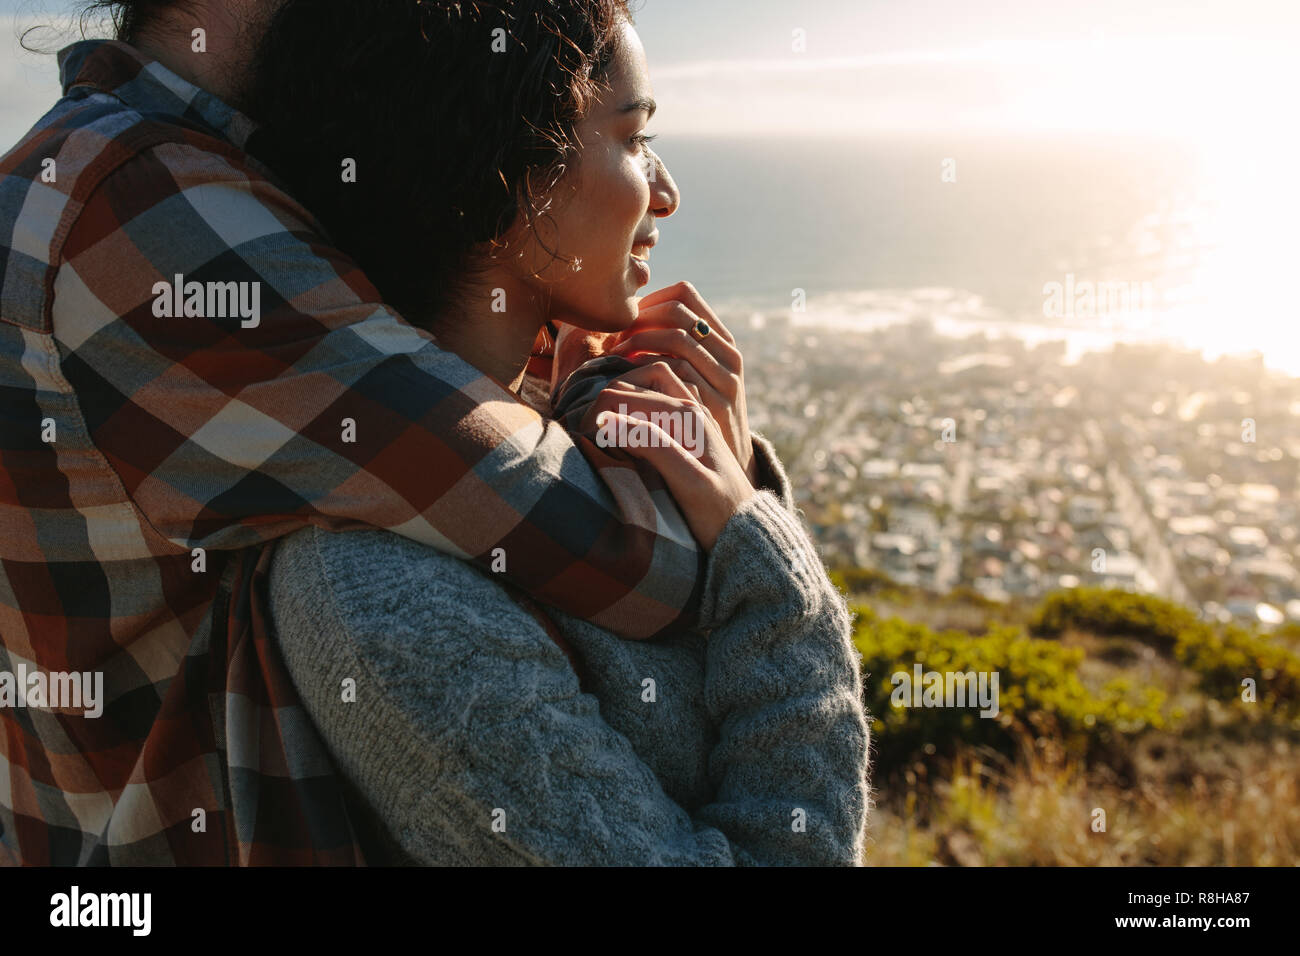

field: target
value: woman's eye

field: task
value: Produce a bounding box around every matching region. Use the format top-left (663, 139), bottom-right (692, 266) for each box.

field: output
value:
top-left (630, 132), bottom-right (657, 153)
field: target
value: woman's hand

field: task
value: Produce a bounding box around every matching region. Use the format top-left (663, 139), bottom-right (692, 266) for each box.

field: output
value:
top-left (606, 282), bottom-right (758, 486)
top-left (585, 374), bottom-right (754, 551)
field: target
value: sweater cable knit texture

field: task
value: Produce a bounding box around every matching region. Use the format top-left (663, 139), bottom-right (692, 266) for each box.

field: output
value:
top-left (267, 436), bottom-right (871, 864)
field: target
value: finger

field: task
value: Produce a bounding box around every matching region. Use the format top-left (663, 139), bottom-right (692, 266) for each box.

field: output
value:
top-left (592, 409), bottom-right (707, 484)
top-left (604, 361), bottom-right (697, 404)
top-left (625, 355), bottom-right (719, 418)
top-left (619, 301), bottom-right (742, 374)
top-left (636, 280), bottom-right (734, 344)
top-left (591, 383), bottom-right (697, 426)
top-left (592, 384), bottom-right (716, 456)
top-left (592, 401), bottom-right (708, 463)
top-left (607, 326), bottom-right (740, 399)
top-left (617, 299), bottom-right (700, 339)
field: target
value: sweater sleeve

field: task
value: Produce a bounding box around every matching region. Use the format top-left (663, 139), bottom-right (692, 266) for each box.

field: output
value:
top-left (750, 431), bottom-right (796, 512)
top-left (692, 491), bottom-right (870, 864)
top-left (267, 492), bottom-right (869, 866)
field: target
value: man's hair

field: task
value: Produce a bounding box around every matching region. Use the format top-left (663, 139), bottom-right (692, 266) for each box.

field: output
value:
top-left (244, 0), bottom-right (632, 324)
top-left (81, 1), bottom-right (186, 41)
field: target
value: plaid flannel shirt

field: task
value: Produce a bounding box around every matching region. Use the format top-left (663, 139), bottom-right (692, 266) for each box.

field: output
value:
top-left (0, 39), bottom-right (702, 866)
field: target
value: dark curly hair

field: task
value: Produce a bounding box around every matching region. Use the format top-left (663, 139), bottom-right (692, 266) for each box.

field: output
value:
top-left (78, 0), bottom-right (193, 42)
top-left (240, 0), bottom-right (633, 325)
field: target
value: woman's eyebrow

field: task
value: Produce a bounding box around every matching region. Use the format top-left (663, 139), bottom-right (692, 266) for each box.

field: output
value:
top-left (620, 97), bottom-right (657, 118)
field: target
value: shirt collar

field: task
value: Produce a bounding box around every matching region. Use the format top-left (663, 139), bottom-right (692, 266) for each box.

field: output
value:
top-left (57, 38), bottom-right (258, 149)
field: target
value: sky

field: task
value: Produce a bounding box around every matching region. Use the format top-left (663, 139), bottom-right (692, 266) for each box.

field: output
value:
top-left (2, 0), bottom-right (1298, 145)
top-left (2, 1), bottom-right (1298, 372)
top-left (630, 0), bottom-right (1300, 140)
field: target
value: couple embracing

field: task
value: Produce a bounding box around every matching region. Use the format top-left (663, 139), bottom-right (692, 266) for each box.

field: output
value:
top-left (0, 0), bottom-right (870, 866)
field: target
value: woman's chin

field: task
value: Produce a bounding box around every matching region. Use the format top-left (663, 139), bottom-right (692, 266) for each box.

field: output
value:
top-left (551, 302), bottom-right (637, 335)
top-left (588, 296), bottom-right (641, 332)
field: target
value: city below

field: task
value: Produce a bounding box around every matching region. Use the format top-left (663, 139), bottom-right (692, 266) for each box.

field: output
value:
top-left (731, 313), bottom-right (1299, 628)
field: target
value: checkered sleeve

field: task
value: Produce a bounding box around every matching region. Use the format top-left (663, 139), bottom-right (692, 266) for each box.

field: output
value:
top-left (49, 139), bottom-right (701, 639)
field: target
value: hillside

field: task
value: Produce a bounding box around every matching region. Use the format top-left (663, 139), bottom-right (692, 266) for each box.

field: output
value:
top-left (833, 569), bottom-right (1300, 865)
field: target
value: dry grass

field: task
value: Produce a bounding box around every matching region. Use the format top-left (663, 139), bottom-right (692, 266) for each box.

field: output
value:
top-left (865, 731), bottom-right (1300, 866)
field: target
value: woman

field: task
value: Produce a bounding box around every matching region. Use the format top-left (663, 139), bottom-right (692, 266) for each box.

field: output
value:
top-left (256, 0), bottom-right (870, 864)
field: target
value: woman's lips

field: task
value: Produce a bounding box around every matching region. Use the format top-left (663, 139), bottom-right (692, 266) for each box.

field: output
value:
top-left (630, 233), bottom-right (656, 284)
top-left (629, 242), bottom-right (652, 284)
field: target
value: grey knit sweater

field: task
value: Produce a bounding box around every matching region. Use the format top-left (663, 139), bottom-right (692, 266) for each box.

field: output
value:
top-left (267, 436), bottom-right (871, 865)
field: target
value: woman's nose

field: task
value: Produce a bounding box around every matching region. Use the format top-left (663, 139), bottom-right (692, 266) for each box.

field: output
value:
top-left (649, 152), bottom-right (679, 218)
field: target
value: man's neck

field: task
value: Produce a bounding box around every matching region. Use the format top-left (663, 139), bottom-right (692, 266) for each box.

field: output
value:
top-left (131, 1), bottom-right (268, 108)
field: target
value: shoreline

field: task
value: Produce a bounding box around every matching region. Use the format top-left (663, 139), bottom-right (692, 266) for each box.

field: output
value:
top-left (715, 287), bottom-right (1299, 380)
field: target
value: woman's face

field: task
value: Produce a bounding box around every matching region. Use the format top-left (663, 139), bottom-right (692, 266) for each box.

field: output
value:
top-left (508, 20), bottom-right (680, 331)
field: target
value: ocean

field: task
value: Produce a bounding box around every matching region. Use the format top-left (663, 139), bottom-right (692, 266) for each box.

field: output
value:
top-left (647, 133), bottom-right (1300, 376)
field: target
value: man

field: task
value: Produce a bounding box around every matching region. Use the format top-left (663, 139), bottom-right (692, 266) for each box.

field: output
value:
top-left (0, 0), bottom-right (711, 865)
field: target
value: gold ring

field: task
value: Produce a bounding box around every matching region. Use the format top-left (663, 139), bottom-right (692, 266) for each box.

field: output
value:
top-left (692, 319), bottom-right (711, 340)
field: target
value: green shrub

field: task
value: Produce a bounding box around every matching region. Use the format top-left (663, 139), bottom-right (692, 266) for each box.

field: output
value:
top-left (1174, 623), bottom-right (1300, 717)
top-left (852, 604), bottom-right (1165, 772)
top-left (1029, 588), bottom-right (1300, 720)
top-left (1029, 587), bottom-right (1202, 651)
